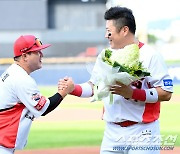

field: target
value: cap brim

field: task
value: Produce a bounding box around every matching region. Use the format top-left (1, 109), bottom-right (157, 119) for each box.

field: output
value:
top-left (29, 44), bottom-right (51, 52)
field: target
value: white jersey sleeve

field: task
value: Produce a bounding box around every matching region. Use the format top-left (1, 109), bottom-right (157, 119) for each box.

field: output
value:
top-left (140, 45), bottom-right (173, 92)
top-left (1, 64), bottom-right (50, 118)
top-left (15, 76), bottom-right (50, 118)
top-left (89, 50), bottom-right (104, 84)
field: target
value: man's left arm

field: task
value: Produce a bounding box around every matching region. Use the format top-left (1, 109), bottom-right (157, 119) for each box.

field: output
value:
top-left (42, 77), bottom-right (74, 116)
top-left (109, 81), bottom-right (172, 103)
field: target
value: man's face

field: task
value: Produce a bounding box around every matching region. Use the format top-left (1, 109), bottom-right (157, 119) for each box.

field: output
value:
top-left (105, 20), bottom-right (124, 49)
top-left (26, 50), bottom-right (43, 73)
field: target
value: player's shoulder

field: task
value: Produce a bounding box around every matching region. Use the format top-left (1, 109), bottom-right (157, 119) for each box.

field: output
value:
top-left (8, 64), bottom-right (36, 86)
top-left (140, 44), bottom-right (156, 54)
top-left (140, 43), bottom-right (162, 59)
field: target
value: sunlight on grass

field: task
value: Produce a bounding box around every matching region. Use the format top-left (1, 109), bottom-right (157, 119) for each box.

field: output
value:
top-left (160, 102), bottom-right (180, 146)
top-left (173, 85), bottom-right (180, 95)
top-left (26, 121), bottom-right (105, 149)
top-left (160, 103), bottom-right (180, 132)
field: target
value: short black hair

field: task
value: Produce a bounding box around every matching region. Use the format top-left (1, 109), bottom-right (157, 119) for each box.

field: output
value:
top-left (104, 6), bottom-right (136, 34)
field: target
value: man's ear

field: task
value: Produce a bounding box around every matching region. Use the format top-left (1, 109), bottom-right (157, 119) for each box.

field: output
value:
top-left (122, 26), bottom-right (129, 36)
top-left (21, 53), bottom-right (28, 62)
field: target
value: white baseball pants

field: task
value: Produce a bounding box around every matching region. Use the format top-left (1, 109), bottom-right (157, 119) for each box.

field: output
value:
top-left (100, 120), bottom-right (160, 154)
top-left (0, 146), bottom-right (15, 154)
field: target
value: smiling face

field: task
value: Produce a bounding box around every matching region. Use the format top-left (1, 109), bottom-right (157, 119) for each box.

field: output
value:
top-left (17, 50), bottom-right (44, 74)
top-left (105, 20), bottom-right (129, 49)
top-left (27, 50), bottom-right (43, 72)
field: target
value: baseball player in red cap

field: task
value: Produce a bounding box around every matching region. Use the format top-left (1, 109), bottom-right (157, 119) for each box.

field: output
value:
top-left (0, 35), bottom-right (74, 153)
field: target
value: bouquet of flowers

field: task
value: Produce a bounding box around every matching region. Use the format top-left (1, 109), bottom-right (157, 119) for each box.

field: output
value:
top-left (92, 44), bottom-right (150, 103)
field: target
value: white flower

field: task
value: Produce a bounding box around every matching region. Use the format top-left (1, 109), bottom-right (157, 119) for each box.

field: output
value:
top-left (92, 44), bottom-right (150, 103)
top-left (110, 44), bottom-right (139, 69)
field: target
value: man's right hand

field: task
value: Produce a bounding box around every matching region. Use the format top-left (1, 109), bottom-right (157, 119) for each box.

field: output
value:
top-left (57, 77), bottom-right (75, 98)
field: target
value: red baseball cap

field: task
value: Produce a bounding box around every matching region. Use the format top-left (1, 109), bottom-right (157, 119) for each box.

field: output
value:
top-left (14, 35), bottom-right (51, 57)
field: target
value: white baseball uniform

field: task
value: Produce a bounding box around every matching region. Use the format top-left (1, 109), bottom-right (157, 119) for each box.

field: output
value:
top-left (90, 43), bottom-right (173, 154)
top-left (0, 63), bottom-right (50, 153)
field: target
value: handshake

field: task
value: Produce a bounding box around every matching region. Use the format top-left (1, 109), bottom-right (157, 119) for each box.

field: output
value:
top-left (57, 77), bottom-right (75, 98)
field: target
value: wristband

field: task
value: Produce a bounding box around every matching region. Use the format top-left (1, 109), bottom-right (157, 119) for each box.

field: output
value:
top-left (70, 84), bottom-right (82, 97)
top-left (70, 83), bottom-right (93, 97)
top-left (145, 88), bottom-right (158, 103)
top-left (132, 88), bottom-right (158, 103)
top-left (132, 89), bottom-right (146, 101)
top-left (80, 83), bottom-right (93, 97)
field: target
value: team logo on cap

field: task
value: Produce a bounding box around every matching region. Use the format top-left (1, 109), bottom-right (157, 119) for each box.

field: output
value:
top-left (20, 48), bottom-right (29, 52)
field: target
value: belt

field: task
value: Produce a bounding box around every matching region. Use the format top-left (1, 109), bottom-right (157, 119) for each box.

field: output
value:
top-left (113, 120), bottom-right (138, 127)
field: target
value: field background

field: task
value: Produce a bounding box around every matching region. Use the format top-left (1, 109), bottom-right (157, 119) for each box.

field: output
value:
top-left (20, 85), bottom-right (180, 149)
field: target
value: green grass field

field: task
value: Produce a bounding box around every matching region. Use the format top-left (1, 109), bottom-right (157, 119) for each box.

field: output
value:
top-left (25, 85), bottom-right (180, 149)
